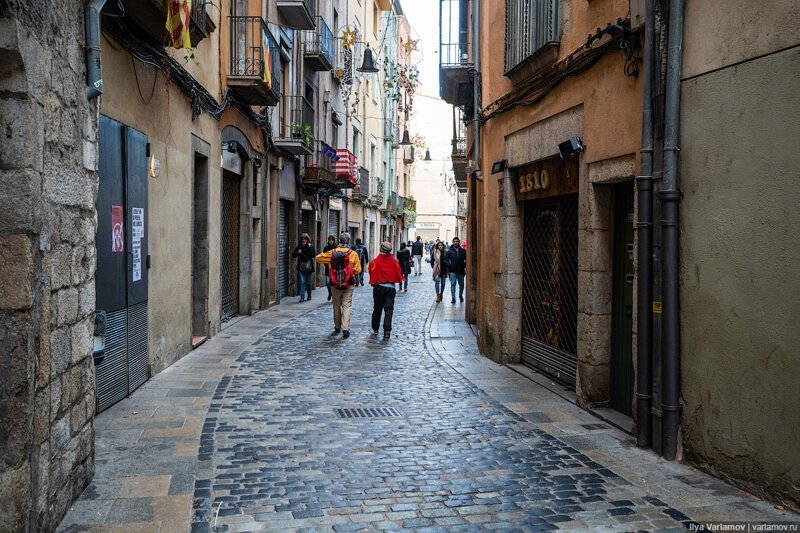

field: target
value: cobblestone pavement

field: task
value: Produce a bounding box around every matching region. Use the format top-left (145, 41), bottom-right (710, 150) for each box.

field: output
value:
top-left (59, 276), bottom-right (796, 532)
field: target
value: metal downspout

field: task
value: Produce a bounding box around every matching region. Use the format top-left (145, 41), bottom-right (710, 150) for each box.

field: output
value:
top-left (660, 0), bottom-right (684, 460)
top-left (472, 0), bottom-right (480, 182)
top-left (85, 0), bottom-right (108, 100)
top-left (635, 0), bottom-right (655, 449)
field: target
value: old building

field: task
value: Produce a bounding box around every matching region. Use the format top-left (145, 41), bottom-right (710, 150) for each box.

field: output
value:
top-left (450, 0), bottom-right (799, 509)
top-left (0, 2), bottom-right (97, 530)
top-left (445, 0), bottom-right (644, 411)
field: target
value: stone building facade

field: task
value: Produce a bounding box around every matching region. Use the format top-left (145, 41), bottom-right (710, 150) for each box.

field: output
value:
top-left (0, 2), bottom-right (97, 531)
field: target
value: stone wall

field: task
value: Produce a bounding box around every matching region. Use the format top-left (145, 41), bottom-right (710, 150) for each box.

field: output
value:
top-left (0, 2), bottom-right (97, 531)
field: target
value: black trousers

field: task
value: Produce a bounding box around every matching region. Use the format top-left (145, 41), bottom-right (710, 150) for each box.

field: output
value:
top-left (372, 285), bottom-right (397, 332)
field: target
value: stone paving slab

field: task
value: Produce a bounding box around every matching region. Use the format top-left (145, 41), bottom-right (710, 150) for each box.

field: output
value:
top-left (58, 277), bottom-right (797, 532)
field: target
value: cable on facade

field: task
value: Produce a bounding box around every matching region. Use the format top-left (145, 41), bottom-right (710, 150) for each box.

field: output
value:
top-left (100, 11), bottom-right (272, 140)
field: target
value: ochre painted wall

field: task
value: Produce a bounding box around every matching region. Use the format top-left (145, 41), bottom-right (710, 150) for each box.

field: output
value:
top-left (472, 0), bottom-right (642, 359)
top-left (100, 34), bottom-right (223, 373)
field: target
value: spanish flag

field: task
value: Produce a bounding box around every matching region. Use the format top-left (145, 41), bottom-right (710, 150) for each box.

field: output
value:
top-left (262, 28), bottom-right (272, 89)
top-left (166, 0), bottom-right (192, 49)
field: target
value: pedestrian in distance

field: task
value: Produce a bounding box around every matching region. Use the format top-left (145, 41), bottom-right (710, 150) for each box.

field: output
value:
top-left (431, 240), bottom-right (448, 303)
top-left (411, 236), bottom-right (424, 276)
top-left (444, 236), bottom-right (467, 304)
top-left (396, 242), bottom-right (412, 292)
top-left (353, 238), bottom-right (370, 286)
top-left (291, 233), bottom-right (316, 302)
top-left (369, 242), bottom-right (405, 340)
top-left (322, 235), bottom-right (336, 301)
top-left (315, 232), bottom-right (361, 339)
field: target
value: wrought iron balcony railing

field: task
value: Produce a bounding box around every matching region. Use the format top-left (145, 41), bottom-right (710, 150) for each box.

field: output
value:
top-left (452, 137), bottom-right (467, 158)
top-left (355, 167), bottom-right (370, 197)
top-left (228, 16), bottom-right (282, 104)
top-left (276, 95), bottom-right (315, 155)
top-left (302, 16), bottom-right (334, 71)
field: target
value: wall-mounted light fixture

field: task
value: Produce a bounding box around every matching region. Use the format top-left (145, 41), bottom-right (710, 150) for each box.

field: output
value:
top-left (558, 137), bottom-right (584, 158)
top-left (253, 157), bottom-right (262, 168)
top-left (148, 154), bottom-right (160, 178)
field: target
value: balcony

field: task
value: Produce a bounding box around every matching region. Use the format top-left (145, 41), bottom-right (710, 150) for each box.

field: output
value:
top-left (383, 119), bottom-right (396, 141)
top-left (439, 0), bottom-right (474, 107)
top-left (397, 195), bottom-right (406, 215)
top-left (452, 137), bottom-right (468, 193)
top-left (303, 144), bottom-right (337, 188)
top-left (405, 197), bottom-right (417, 212)
top-left (122, 0), bottom-right (215, 47)
top-left (274, 96), bottom-right (315, 156)
top-left (371, 180), bottom-right (385, 206)
top-left (334, 149), bottom-right (358, 189)
top-left (302, 17), bottom-right (334, 72)
top-left (403, 145), bottom-right (415, 164)
top-left (228, 17), bottom-right (281, 106)
top-left (277, 0), bottom-right (315, 30)
top-left (353, 167), bottom-right (370, 202)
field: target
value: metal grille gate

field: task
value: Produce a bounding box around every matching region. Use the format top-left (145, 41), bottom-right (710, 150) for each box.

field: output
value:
top-left (221, 173), bottom-right (240, 320)
top-left (328, 209), bottom-right (340, 241)
top-left (278, 200), bottom-right (289, 299)
top-left (521, 194), bottom-right (579, 387)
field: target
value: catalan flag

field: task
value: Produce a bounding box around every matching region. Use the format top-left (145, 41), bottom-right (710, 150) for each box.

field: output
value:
top-left (166, 0), bottom-right (192, 49)
top-left (262, 28), bottom-right (272, 89)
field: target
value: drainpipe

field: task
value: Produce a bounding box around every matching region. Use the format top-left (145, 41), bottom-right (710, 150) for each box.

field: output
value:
top-left (85, 0), bottom-right (108, 100)
top-left (472, 0), bottom-right (480, 182)
top-left (660, 0), bottom-right (684, 461)
top-left (635, 0), bottom-right (655, 449)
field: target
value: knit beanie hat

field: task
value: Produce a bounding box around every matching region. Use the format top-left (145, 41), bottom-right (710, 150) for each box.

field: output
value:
top-left (380, 241), bottom-right (393, 253)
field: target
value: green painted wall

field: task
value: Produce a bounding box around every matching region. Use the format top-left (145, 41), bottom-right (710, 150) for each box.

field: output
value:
top-left (679, 46), bottom-right (800, 508)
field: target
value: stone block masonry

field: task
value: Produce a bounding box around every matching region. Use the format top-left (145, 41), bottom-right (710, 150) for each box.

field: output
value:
top-left (0, 4), bottom-right (97, 532)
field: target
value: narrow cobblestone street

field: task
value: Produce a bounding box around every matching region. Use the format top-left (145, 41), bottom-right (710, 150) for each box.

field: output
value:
top-left (59, 276), bottom-right (795, 532)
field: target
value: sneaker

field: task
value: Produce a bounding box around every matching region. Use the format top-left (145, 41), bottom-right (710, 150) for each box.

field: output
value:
top-left (342, 330), bottom-right (350, 339)
top-left (404, 288), bottom-right (408, 292)
top-left (459, 295), bottom-right (464, 302)
top-left (330, 329), bottom-right (341, 336)
top-left (383, 332), bottom-right (391, 340)
top-left (327, 294), bottom-right (332, 301)
top-left (300, 298), bottom-right (305, 302)
top-left (451, 298), bottom-right (456, 304)
top-left (372, 329), bottom-right (379, 335)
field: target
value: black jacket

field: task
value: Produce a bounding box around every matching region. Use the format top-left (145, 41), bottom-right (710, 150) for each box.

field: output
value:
top-left (322, 243), bottom-right (336, 274)
top-left (443, 245), bottom-right (467, 275)
top-left (292, 243), bottom-right (316, 271)
top-left (353, 243), bottom-right (370, 266)
top-left (396, 248), bottom-right (412, 274)
top-left (411, 241), bottom-right (424, 256)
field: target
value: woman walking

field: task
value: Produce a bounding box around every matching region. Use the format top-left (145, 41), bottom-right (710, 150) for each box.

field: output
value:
top-left (396, 242), bottom-right (412, 292)
top-left (431, 241), bottom-right (448, 302)
top-left (322, 235), bottom-right (337, 301)
top-left (291, 233), bottom-right (316, 302)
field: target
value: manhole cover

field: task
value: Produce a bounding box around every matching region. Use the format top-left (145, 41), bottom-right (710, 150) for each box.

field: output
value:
top-left (336, 407), bottom-right (402, 418)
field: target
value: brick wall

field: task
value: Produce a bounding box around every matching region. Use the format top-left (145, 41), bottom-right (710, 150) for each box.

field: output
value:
top-left (0, 2), bottom-right (97, 531)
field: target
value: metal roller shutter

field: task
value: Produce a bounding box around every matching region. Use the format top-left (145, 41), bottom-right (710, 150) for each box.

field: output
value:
top-left (279, 200), bottom-right (289, 298)
top-left (521, 194), bottom-right (579, 388)
top-left (328, 209), bottom-right (339, 241)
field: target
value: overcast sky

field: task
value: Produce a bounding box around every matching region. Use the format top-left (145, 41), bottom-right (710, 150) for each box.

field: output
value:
top-left (398, 0), bottom-right (440, 97)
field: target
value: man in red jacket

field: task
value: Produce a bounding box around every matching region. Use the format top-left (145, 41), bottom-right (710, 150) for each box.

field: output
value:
top-left (369, 242), bottom-right (405, 339)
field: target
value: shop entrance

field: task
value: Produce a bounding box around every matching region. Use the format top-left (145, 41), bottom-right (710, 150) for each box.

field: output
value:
top-left (610, 181), bottom-right (635, 415)
top-left (220, 171), bottom-right (241, 320)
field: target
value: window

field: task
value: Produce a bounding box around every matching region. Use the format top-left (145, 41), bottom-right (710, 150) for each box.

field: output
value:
top-left (332, 121), bottom-right (339, 148)
top-left (370, 141), bottom-right (377, 177)
top-left (504, 0), bottom-right (560, 73)
top-left (353, 127), bottom-right (361, 162)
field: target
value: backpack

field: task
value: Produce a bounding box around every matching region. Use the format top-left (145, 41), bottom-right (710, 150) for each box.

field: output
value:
top-left (329, 249), bottom-right (355, 289)
top-left (355, 244), bottom-right (368, 265)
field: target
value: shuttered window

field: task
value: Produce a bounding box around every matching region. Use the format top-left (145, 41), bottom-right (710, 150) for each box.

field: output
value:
top-left (504, 0), bottom-right (560, 73)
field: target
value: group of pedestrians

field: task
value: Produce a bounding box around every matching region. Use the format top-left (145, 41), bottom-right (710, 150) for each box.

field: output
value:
top-left (290, 232), bottom-right (467, 340)
top-left (428, 237), bottom-right (467, 304)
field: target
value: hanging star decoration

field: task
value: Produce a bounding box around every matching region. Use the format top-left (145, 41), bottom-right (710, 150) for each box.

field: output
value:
top-left (403, 39), bottom-right (418, 55)
top-left (341, 29), bottom-right (357, 49)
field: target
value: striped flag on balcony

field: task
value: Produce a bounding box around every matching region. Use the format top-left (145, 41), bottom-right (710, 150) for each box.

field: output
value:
top-left (262, 28), bottom-right (272, 89)
top-left (166, 0), bottom-right (192, 49)
top-left (334, 149), bottom-right (358, 184)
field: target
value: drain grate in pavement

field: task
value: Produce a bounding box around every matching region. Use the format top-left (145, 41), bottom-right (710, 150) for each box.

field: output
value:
top-left (581, 423), bottom-right (610, 430)
top-left (336, 407), bottom-right (402, 418)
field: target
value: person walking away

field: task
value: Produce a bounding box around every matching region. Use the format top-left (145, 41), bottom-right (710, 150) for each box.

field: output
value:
top-left (291, 233), bottom-right (316, 302)
top-left (353, 238), bottom-right (370, 286)
top-left (396, 242), bottom-right (412, 292)
top-left (411, 236), bottom-right (424, 276)
top-left (315, 233), bottom-right (361, 338)
top-left (431, 241), bottom-right (448, 302)
top-left (443, 237), bottom-right (467, 304)
top-left (368, 242), bottom-right (405, 339)
top-left (322, 235), bottom-right (336, 301)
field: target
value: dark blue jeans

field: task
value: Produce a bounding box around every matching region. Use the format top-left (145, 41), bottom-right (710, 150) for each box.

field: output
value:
top-left (449, 272), bottom-right (465, 300)
top-left (298, 271), bottom-right (313, 300)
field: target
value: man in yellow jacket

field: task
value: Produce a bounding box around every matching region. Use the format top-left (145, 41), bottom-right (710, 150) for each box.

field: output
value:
top-left (315, 232), bottom-right (362, 338)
